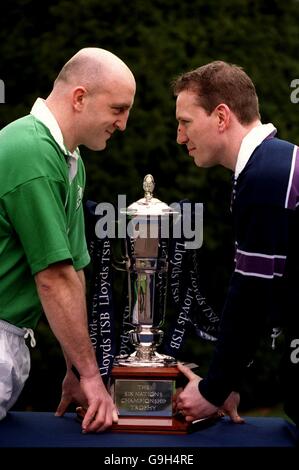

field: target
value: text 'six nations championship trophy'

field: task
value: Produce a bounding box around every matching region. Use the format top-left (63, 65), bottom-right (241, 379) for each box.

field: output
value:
top-left (110, 175), bottom-right (193, 434)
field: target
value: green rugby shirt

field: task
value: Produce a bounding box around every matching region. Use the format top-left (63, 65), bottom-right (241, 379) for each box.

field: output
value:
top-left (0, 99), bottom-right (90, 328)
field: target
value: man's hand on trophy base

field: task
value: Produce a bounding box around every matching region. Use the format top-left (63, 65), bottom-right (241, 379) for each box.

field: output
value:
top-left (175, 362), bottom-right (218, 422)
top-left (176, 363), bottom-right (244, 424)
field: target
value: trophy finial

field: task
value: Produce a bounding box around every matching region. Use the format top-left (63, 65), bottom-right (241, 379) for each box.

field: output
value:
top-left (143, 174), bottom-right (155, 202)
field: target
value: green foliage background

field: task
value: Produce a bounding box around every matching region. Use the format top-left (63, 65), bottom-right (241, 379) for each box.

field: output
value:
top-left (0, 0), bottom-right (298, 414)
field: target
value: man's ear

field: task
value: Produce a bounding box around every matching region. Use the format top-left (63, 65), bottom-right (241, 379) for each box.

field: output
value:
top-left (72, 86), bottom-right (88, 111)
top-left (215, 103), bottom-right (230, 132)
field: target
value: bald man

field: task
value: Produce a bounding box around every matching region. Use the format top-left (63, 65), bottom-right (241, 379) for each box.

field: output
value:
top-left (0, 48), bottom-right (136, 432)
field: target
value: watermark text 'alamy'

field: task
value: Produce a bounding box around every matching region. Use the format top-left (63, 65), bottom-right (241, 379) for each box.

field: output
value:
top-left (94, 195), bottom-right (203, 249)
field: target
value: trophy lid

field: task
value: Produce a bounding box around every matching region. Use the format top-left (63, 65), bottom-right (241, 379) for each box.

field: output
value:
top-left (123, 175), bottom-right (177, 217)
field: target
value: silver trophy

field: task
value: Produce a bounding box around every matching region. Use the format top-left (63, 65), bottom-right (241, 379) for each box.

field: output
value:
top-left (115, 174), bottom-right (178, 367)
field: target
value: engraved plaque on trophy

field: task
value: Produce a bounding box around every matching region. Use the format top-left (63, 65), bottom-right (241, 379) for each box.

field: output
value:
top-left (110, 175), bottom-right (190, 434)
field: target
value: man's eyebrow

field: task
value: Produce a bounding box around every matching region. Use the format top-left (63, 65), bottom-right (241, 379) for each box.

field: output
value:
top-left (176, 114), bottom-right (188, 121)
top-left (111, 103), bottom-right (131, 108)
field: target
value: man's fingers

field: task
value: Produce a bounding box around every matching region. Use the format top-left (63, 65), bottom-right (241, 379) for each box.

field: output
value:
top-left (81, 405), bottom-right (118, 432)
top-left (228, 411), bottom-right (245, 424)
top-left (55, 398), bottom-right (70, 416)
top-left (75, 406), bottom-right (87, 419)
top-left (112, 408), bottom-right (119, 424)
top-left (222, 404), bottom-right (245, 423)
top-left (220, 391), bottom-right (244, 424)
top-left (81, 405), bottom-right (99, 432)
top-left (177, 362), bottom-right (198, 381)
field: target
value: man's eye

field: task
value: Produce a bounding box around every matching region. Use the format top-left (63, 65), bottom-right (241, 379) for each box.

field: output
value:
top-left (113, 108), bottom-right (125, 114)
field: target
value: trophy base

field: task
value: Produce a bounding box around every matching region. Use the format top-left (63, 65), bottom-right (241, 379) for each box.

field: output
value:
top-left (111, 415), bottom-right (189, 434)
top-left (111, 415), bottom-right (219, 434)
top-left (114, 351), bottom-right (176, 367)
top-left (110, 365), bottom-right (191, 434)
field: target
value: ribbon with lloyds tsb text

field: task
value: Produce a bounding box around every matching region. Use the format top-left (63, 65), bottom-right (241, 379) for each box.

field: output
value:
top-left (85, 200), bottom-right (116, 385)
top-left (161, 200), bottom-right (220, 358)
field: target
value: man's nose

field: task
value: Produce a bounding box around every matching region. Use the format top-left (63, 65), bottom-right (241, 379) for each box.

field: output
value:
top-left (177, 127), bottom-right (187, 145)
top-left (115, 112), bottom-right (129, 131)
top-left (115, 119), bottom-right (126, 131)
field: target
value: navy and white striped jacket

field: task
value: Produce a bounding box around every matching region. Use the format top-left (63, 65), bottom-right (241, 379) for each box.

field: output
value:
top-left (199, 134), bottom-right (299, 406)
